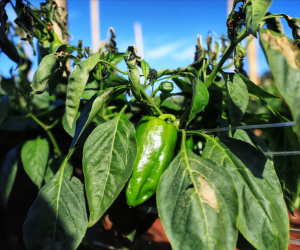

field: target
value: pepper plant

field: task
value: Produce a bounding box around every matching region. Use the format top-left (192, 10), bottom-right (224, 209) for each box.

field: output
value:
top-left (1, 0), bottom-right (300, 249)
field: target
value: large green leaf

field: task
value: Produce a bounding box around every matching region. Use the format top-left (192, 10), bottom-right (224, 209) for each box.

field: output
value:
top-left (245, 0), bottom-right (273, 36)
top-left (224, 73), bottom-right (249, 127)
top-left (265, 105), bottom-right (300, 214)
top-left (201, 134), bottom-right (289, 250)
top-left (157, 148), bottom-right (239, 250)
top-left (21, 137), bottom-right (50, 189)
top-left (0, 147), bottom-right (18, 209)
top-left (23, 155), bottom-right (87, 250)
top-left (66, 52), bottom-right (100, 128)
top-left (83, 113), bottom-right (137, 227)
top-left (260, 28), bottom-right (300, 136)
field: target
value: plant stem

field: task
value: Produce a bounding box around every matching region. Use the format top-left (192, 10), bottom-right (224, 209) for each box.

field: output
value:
top-left (46, 119), bottom-right (59, 130)
top-left (120, 98), bottom-right (136, 115)
top-left (140, 88), bottom-right (163, 116)
top-left (98, 60), bottom-right (128, 75)
top-left (150, 86), bottom-right (160, 98)
top-left (29, 113), bottom-right (62, 157)
top-left (204, 29), bottom-right (249, 88)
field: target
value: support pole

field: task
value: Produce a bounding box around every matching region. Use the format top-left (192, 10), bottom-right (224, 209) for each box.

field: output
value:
top-left (53, 0), bottom-right (68, 43)
top-left (247, 37), bottom-right (260, 84)
top-left (134, 22), bottom-right (144, 59)
top-left (90, 0), bottom-right (100, 52)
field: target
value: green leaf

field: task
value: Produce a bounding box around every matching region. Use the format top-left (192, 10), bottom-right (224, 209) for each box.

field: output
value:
top-left (238, 73), bottom-right (278, 99)
top-left (31, 91), bottom-right (55, 110)
top-left (0, 36), bottom-right (21, 65)
top-left (44, 156), bottom-right (66, 184)
top-left (141, 60), bottom-right (150, 81)
top-left (83, 113), bottom-right (137, 227)
top-left (172, 77), bottom-right (192, 93)
top-left (108, 52), bottom-right (127, 65)
top-left (0, 95), bottom-right (9, 124)
top-left (23, 155), bottom-right (87, 250)
top-left (0, 147), bottom-right (18, 209)
top-left (266, 13), bottom-right (300, 40)
top-left (52, 43), bottom-right (78, 54)
top-left (224, 73), bottom-right (249, 127)
top-left (232, 129), bottom-right (255, 147)
top-left (245, 0), bottom-right (273, 36)
top-left (201, 134), bottom-right (289, 250)
top-left (82, 77), bottom-right (99, 100)
top-left (66, 52), bottom-right (100, 128)
top-left (126, 61), bottom-right (141, 100)
top-left (157, 149), bottom-right (239, 250)
top-left (0, 76), bottom-right (15, 95)
top-left (70, 88), bottom-right (116, 151)
top-left (260, 28), bottom-right (300, 136)
top-left (21, 137), bottom-right (50, 189)
top-left (105, 74), bottom-right (130, 87)
top-left (62, 111), bottom-right (80, 138)
top-left (264, 105), bottom-right (300, 214)
top-left (187, 67), bottom-right (209, 125)
top-left (31, 54), bottom-right (60, 95)
top-left (156, 67), bottom-right (209, 125)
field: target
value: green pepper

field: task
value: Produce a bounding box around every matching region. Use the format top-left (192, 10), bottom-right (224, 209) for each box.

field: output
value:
top-left (159, 81), bottom-right (173, 93)
top-left (126, 114), bottom-right (178, 207)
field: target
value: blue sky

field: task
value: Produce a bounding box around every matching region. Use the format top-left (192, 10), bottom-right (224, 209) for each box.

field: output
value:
top-left (1, 0), bottom-right (300, 80)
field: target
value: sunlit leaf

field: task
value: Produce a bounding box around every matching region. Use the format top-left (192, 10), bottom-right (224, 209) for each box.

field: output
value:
top-left (83, 113), bottom-right (137, 227)
top-left (66, 52), bottom-right (100, 128)
top-left (201, 134), bottom-right (289, 250)
top-left (157, 148), bottom-right (239, 250)
top-left (260, 28), bottom-right (300, 136)
top-left (245, 0), bottom-right (273, 36)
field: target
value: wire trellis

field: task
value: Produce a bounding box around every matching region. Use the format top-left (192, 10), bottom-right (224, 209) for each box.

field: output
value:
top-left (193, 121), bottom-right (300, 156)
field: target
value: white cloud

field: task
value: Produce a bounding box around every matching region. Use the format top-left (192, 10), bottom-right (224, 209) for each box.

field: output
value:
top-left (145, 41), bottom-right (186, 60)
top-left (171, 46), bottom-right (195, 61)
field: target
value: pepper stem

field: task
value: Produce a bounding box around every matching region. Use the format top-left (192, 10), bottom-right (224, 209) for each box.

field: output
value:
top-left (181, 129), bottom-right (187, 151)
top-left (158, 114), bottom-right (177, 123)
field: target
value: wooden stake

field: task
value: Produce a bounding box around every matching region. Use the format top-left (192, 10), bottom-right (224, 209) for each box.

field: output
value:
top-left (247, 37), bottom-right (260, 85)
top-left (90, 0), bottom-right (100, 52)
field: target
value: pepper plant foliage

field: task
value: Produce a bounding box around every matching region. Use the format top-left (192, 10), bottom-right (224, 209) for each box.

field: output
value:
top-left (1, 0), bottom-right (300, 249)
